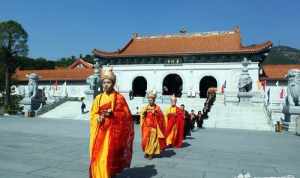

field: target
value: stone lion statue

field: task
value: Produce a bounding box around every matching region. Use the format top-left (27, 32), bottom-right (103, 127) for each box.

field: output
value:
top-left (285, 69), bottom-right (300, 106)
top-left (26, 73), bottom-right (39, 100)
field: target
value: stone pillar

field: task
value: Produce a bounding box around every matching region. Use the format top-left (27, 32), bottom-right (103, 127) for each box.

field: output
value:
top-left (237, 58), bottom-right (253, 104)
top-left (296, 116), bottom-right (300, 135)
top-left (85, 58), bottom-right (102, 99)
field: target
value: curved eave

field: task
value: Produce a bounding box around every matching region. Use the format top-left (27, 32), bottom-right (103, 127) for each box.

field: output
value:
top-left (93, 41), bottom-right (273, 58)
top-left (92, 38), bottom-right (134, 57)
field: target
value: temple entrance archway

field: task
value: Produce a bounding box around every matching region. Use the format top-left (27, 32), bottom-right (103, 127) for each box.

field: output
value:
top-left (132, 76), bottom-right (147, 97)
top-left (162, 74), bottom-right (183, 97)
top-left (199, 76), bottom-right (217, 98)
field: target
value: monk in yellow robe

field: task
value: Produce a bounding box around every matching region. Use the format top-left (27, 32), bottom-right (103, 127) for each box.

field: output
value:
top-left (165, 95), bottom-right (185, 148)
top-left (140, 90), bottom-right (166, 160)
top-left (89, 67), bottom-right (134, 178)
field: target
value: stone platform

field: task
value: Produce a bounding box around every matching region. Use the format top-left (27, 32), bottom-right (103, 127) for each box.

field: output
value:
top-left (204, 102), bottom-right (272, 131)
top-left (0, 116), bottom-right (299, 178)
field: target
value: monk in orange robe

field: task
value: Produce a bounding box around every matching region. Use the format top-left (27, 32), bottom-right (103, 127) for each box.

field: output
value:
top-left (89, 67), bottom-right (134, 178)
top-left (140, 90), bottom-right (166, 160)
top-left (164, 95), bottom-right (185, 148)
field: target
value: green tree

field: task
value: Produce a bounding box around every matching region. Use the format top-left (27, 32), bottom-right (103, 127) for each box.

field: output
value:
top-left (0, 20), bottom-right (28, 108)
top-left (0, 63), bottom-right (4, 92)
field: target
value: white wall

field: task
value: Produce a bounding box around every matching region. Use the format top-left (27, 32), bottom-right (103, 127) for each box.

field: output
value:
top-left (105, 62), bottom-right (260, 94)
top-left (16, 62), bottom-right (261, 99)
top-left (265, 85), bottom-right (287, 104)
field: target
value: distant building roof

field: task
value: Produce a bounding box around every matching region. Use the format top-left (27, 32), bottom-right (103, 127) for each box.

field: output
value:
top-left (262, 64), bottom-right (300, 80)
top-left (13, 58), bottom-right (94, 82)
top-left (93, 27), bottom-right (272, 58)
top-left (68, 58), bottom-right (93, 69)
top-left (13, 68), bottom-right (93, 81)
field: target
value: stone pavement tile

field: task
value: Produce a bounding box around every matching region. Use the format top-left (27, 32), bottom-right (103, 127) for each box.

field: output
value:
top-left (27, 167), bottom-right (87, 178)
top-left (0, 168), bottom-right (52, 178)
top-left (207, 158), bottom-right (240, 172)
top-left (275, 167), bottom-right (299, 178)
top-left (238, 157), bottom-right (300, 172)
top-left (237, 164), bottom-right (280, 177)
top-left (164, 168), bottom-right (237, 178)
top-left (0, 159), bottom-right (50, 174)
top-left (51, 158), bottom-right (89, 173)
top-left (203, 169), bottom-right (245, 178)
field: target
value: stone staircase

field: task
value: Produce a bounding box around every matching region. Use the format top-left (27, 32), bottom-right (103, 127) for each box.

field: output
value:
top-left (124, 93), bottom-right (209, 113)
top-left (204, 102), bottom-right (273, 131)
top-left (39, 101), bottom-right (89, 120)
top-left (39, 92), bottom-right (273, 131)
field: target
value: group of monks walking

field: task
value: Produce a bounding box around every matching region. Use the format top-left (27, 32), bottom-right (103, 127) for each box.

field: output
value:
top-left (88, 68), bottom-right (214, 178)
top-left (140, 90), bottom-right (186, 160)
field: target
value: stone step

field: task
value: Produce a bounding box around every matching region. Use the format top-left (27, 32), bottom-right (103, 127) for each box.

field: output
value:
top-left (203, 102), bottom-right (272, 131)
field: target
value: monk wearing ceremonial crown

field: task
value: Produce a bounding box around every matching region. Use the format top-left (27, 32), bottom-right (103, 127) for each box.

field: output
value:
top-left (140, 89), bottom-right (166, 160)
top-left (164, 94), bottom-right (185, 148)
top-left (89, 67), bottom-right (134, 178)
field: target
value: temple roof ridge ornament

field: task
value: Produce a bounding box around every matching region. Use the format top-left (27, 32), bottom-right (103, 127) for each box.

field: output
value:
top-left (135, 29), bottom-right (237, 39)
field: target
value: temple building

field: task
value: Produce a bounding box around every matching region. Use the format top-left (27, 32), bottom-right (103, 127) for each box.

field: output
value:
top-left (93, 27), bottom-right (272, 98)
top-left (14, 27), bottom-right (289, 102)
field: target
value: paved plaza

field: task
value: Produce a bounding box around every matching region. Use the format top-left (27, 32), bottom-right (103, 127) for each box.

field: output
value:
top-left (0, 116), bottom-right (299, 178)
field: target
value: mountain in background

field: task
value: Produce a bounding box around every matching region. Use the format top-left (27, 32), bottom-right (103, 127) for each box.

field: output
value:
top-left (6, 45), bottom-right (300, 69)
top-left (263, 45), bottom-right (300, 65)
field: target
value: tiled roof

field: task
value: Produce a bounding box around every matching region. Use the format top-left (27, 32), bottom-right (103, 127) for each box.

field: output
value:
top-left (93, 28), bottom-right (272, 58)
top-left (68, 59), bottom-right (93, 69)
top-left (262, 64), bottom-right (300, 80)
top-left (13, 68), bottom-right (93, 81)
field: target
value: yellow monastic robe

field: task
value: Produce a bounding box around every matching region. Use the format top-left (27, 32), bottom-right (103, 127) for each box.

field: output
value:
top-left (89, 91), bottom-right (134, 178)
top-left (165, 106), bottom-right (177, 145)
top-left (140, 105), bottom-right (166, 155)
top-left (89, 93), bottom-right (114, 178)
top-left (164, 105), bottom-right (185, 148)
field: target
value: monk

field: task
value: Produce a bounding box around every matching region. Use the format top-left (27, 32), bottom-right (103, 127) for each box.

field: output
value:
top-left (164, 95), bottom-right (185, 148)
top-left (89, 67), bottom-right (134, 178)
top-left (140, 90), bottom-right (166, 160)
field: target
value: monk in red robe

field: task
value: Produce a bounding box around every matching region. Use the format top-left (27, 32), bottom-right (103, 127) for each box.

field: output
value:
top-left (89, 67), bottom-right (134, 178)
top-left (140, 90), bottom-right (166, 160)
top-left (164, 95), bottom-right (185, 148)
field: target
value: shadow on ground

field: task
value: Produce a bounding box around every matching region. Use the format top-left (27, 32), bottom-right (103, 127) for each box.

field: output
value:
top-left (181, 142), bottom-right (191, 148)
top-left (185, 136), bottom-right (195, 140)
top-left (117, 165), bottom-right (157, 178)
top-left (158, 149), bottom-right (176, 158)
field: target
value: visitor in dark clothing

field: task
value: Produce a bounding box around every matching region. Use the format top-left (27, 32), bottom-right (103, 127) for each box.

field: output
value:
top-left (180, 104), bottom-right (192, 139)
top-left (196, 111), bottom-right (203, 128)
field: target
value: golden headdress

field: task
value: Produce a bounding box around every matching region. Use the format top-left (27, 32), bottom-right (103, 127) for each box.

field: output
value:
top-left (101, 67), bottom-right (116, 84)
top-left (147, 89), bottom-right (157, 99)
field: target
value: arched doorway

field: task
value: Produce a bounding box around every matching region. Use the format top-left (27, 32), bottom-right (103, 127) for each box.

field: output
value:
top-left (162, 74), bottom-right (183, 97)
top-left (132, 76), bottom-right (147, 97)
top-left (199, 76), bottom-right (217, 98)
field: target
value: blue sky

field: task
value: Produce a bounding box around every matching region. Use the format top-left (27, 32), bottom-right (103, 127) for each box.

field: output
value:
top-left (1, 0), bottom-right (300, 60)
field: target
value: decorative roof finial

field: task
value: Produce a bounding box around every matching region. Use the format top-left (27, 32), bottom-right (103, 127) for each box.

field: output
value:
top-left (132, 32), bottom-right (138, 38)
top-left (179, 27), bottom-right (187, 34)
top-left (234, 26), bottom-right (240, 33)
